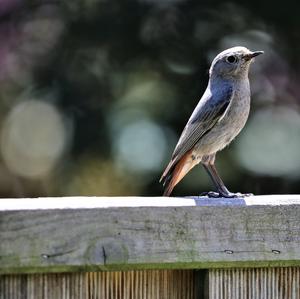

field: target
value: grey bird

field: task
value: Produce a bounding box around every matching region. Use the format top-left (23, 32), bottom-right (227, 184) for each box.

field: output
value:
top-left (160, 46), bottom-right (263, 197)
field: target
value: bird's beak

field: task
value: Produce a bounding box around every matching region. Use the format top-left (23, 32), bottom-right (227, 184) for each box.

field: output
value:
top-left (243, 51), bottom-right (264, 61)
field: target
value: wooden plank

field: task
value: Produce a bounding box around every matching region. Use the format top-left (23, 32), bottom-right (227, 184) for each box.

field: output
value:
top-left (0, 270), bottom-right (201, 299)
top-left (1, 195), bottom-right (300, 274)
top-left (1, 194), bottom-right (300, 210)
top-left (208, 267), bottom-right (300, 299)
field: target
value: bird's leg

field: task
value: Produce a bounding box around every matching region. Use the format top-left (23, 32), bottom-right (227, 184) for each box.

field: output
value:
top-left (208, 163), bottom-right (253, 197)
top-left (201, 155), bottom-right (251, 198)
top-left (201, 154), bottom-right (230, 197)
top-left (206, 163), bottom-right (236, 197)
top-left (201, 163), bottom-right (232, 197)
top-left (200, 154), bottom-right (225, 197)
top-left (201, 163), bottom-right (224, 197)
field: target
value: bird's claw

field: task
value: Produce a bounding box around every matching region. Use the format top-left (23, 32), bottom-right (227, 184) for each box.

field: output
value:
top-left (200, 191), bottom-right (253, 198)
top-left (200, 191), bottom-right (220, 198)
top-left (221, 192), bottom-right (253, 198)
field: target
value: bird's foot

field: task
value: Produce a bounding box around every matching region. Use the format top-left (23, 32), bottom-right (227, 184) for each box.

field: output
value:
top-left (200, 191), bottom-right (221, 198)
top-left (200, 191), bottom-right (253, 198)
top-left (221, 192), bottom-right (253, 198)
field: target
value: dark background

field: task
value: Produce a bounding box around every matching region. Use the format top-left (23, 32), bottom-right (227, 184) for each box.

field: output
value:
top-left (0, 0), bottom-right (300, 197)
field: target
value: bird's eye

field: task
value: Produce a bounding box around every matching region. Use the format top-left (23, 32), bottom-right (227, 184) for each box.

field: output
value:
top-left (226, 55), bottom-right (237, 64)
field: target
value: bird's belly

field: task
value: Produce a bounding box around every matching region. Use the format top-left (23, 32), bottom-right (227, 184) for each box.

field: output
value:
top-left (195, 95), bottom-right (250, 155)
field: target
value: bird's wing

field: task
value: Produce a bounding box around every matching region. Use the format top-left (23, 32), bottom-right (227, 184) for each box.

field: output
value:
top-left (159, 84), bottom-right (234, 184)
top-left (171, 84), bottom-right (234, 162)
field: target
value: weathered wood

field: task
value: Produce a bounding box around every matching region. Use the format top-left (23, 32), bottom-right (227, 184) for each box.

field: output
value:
top-left (0, 270), bottom-right (202, 299)
top-left (1, 195), bottom-right (300, 274)
top-left (208, 267), bottom-right (300, 299)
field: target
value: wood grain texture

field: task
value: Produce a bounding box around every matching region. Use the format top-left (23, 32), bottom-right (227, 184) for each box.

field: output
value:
top-left (1, 196), bottom-right (300, 274)
top-left (0, 270), bottom-right (200, 299)
top-left (209, 267), bottom-right (300, 299)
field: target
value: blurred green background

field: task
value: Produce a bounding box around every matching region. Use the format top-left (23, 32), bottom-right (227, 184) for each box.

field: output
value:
top-left (0, 0), bottom-right (300, 197)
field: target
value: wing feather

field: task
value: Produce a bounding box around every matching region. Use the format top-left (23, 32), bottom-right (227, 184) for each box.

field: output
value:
top-left (160, 84), bottom-right (233, 184)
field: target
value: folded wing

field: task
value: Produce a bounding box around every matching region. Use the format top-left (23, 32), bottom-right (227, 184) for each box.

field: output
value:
top-left (160, 84), bottom-right (234, 193)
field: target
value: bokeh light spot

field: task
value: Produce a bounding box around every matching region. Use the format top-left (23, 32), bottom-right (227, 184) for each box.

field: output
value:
top-left (1, 100), bottom-right (69, 178)
top-left (113, 119), bottom-right (167, 174)
top-left (236, 108), bottom-right (300, 178)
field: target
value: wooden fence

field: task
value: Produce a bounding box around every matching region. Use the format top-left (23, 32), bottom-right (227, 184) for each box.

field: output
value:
top-left (1, 195), bottom-right (300, 298)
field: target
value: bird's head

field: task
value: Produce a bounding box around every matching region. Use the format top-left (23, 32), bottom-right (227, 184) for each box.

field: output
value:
top-left (209, 46), bottom-right (264, 79)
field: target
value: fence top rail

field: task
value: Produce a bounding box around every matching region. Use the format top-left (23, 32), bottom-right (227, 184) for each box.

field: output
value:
top-left (1, 195), bottom-right (300, 274)
top-left (1, 194), bottom-right (300, 210)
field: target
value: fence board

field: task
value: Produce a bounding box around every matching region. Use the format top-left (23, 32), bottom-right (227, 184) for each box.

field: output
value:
top-left (1, 196), bottom-right (300, 274)
top-left (0, 270), bottom-right (201, 299)
top-left (208, 267), bottom-right (300, 299)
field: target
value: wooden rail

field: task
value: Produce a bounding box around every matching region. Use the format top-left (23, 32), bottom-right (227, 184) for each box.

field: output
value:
top-left (1, 195), bottom-right (300, 298)
top-left (1, 195), bottom-right (300, 274)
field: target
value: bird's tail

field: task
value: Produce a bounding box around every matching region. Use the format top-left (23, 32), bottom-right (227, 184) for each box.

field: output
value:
top-left (160, 150), bottom-right (197, 196)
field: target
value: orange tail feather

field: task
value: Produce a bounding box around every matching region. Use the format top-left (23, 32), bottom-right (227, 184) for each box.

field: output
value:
top-left (162, 151), bottom-right (198, 196)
